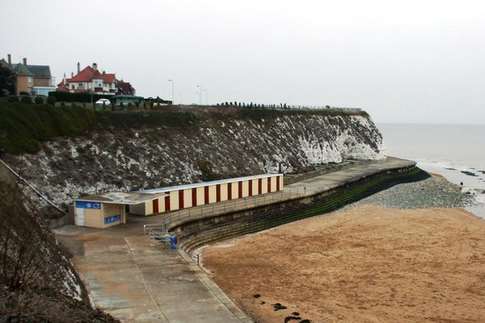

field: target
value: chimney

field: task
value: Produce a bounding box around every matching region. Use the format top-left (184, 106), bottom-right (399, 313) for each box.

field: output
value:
top-left (22, 57), bottom-right (27, 65)
top-left (92, 62), bottom-right (98, 70)
top-left (77, 62), bottom-right (80, 73)
top-left (7, 54), bottom-right (11, 65)
top-left (71, 72), bottom-right (74, 78)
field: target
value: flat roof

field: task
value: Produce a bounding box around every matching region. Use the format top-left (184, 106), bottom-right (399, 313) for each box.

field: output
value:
top-left (75, 174), bottom-right (283, 204)
top-left (142, 173), bottom-right (283, 194)
top-left (77, 192), bottom-right (164, 205)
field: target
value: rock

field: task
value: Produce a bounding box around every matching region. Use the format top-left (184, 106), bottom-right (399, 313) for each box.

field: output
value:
top-left (273, 303), bottom-right (288, 311)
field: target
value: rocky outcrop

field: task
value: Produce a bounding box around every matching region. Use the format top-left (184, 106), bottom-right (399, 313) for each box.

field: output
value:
top-left (4, 108), bottom-right (383, 207)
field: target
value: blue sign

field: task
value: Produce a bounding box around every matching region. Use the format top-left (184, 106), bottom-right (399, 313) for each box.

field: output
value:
top-left (104, 215), bottom-right (121, 224)
top-left (76, 201), bottom-right (101, 209)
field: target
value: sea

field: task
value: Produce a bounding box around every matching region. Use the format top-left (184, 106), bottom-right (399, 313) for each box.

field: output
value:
top-left (379, 123), bottom-right (485, 218)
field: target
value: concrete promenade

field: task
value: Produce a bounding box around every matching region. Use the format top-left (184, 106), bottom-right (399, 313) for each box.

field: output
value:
top-left (55, 157), bottom-right (415, 323)
top-left (165, 157), bottom-right (415, 230)
top-left (56, 221), bottom-right (251, 323)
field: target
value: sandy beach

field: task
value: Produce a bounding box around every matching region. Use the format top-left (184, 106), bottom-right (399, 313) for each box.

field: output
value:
top-left (202, 178), bottom-right (485, 323)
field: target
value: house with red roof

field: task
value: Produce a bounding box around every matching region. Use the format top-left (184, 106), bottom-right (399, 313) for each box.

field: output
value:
top-left (57, 63), bottom-right (135, 95)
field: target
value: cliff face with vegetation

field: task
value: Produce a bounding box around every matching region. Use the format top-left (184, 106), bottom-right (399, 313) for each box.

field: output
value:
top-left (1, 104), bottom-right (382, 207)
top-left (0, 164), bottom-right (116, 322)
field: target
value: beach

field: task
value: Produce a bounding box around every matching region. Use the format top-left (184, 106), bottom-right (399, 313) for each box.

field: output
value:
top-left (201, 176), bottom-right (485, 323)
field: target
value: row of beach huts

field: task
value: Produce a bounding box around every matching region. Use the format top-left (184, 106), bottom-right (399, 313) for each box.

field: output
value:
top-left (74, 174), bottom-right (284, 229)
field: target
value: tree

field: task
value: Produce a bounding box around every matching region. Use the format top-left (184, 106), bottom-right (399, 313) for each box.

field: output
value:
top-left (0, 64), bottom-right (16, 96)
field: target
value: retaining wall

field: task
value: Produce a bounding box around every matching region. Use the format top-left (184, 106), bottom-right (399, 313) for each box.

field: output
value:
top-left (174, 165), bottom-right (429, 254)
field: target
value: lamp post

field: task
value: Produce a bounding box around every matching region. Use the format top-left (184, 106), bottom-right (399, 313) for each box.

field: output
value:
top-left (168, 79), bottom-right (174, 104)
top-left (196, 84), bottom-right (202, 105)
top-left (203, 88), bottom-right (209, 105)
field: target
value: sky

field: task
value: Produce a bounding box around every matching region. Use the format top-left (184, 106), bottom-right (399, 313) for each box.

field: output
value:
top-left (1, 0), bottom-right (485, 124)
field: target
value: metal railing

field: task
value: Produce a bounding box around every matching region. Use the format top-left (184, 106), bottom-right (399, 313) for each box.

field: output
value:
top-left (142, 186), bottom-right (312, 236)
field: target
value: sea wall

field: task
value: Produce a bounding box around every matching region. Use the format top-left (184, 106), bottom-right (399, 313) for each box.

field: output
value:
top-left (3, 107), bottom-right (383, 208)
top-left (176, 165), bottom-right (428, 254)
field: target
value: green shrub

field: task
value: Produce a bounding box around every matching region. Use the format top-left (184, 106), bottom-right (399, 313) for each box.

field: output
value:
top-left (48, 91), bottom-right (112, 103)
top-left (0, 102), bottom-right (96, 154)
top-left (34, 96), bottom-right (44, 104)
top-left (7, 96), bottom-right (18, 103)
top-left (47, 96), bottom-right (57, 105)
top-left (20, 96), bottom-right (32, 104)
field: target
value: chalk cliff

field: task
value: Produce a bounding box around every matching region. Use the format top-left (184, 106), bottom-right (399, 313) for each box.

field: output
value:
top-left (3, 106), bottom-right (382, 207)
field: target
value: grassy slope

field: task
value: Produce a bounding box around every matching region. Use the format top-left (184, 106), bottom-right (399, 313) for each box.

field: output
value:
top-left (0, 102), bottom-right (368, 155)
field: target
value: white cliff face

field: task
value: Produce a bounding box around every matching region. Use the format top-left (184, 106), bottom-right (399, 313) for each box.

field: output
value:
top-left (298, 116), bottom-right (384, 164)
top-left (7, 112), bottom-right (383, 206)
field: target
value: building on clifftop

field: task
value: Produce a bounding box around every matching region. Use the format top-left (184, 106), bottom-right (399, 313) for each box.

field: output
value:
top-left (0, 54), bottom-right (55, 96)
top-left (57, 62), bottom-right (136, 95)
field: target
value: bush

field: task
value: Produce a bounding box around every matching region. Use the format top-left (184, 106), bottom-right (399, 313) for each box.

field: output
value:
top-left (48, 91), bottom-right (112, 103)
top-left (34, 96), bottom-right (44, 104)
top-left (0, 102), bottom-right (97, 154)
top-left (19, 96), bottom-right (32, 104)
top-left (47, 96), bottom-right (57, 105)
top-left (7, 96), bottom-right (18, 103)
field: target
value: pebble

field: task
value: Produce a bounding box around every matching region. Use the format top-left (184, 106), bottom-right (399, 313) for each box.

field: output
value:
top-left (350, 176), bottom-right (474, 209)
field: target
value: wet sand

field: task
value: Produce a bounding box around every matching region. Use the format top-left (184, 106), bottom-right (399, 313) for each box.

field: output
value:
top-left (202, 205), bottom-right (485, 323)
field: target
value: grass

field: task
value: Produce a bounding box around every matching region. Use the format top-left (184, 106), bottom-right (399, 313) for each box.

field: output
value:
top-left (0, 103), bottom-right (203, 154)
top-left (0, 102), bottom-right (96, 154)
top-left (0, 102), bottom-right (369, 155)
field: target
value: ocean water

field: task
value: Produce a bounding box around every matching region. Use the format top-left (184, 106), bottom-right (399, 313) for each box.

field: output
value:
top-left (379, 123), bottom-right (485, 217)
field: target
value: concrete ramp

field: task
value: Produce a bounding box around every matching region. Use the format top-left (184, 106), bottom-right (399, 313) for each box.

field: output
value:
top-left (57, 226), bottom-right (251, 322)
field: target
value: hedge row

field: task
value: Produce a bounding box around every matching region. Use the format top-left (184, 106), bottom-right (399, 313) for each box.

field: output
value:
top-left (48, 91), bottom-right (114, 103)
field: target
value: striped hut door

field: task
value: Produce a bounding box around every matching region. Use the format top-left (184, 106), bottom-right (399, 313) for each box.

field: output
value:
top-left (216, 184), bottom-right (221, 202)
top-left (267, 177), bottom-right (272, 192)
top-left (276, 176), bottom-right (281, 191)
top-left (258, 178), bottom-right (262, 195)
top-left (192, 188), bottom-right (197, 207)
top-left (238, 181), bottom-right (243, 198)
top-left (153, 199), bottom-right (159, 214)
top-left (248, 180), bottom-right (253, 196)
top-left (228, 183), bottom-right (232, 200)
top-left (204, 186), bottom-right (209, 204)
top-left (179, 190), bottom-right (184, 209)
top-left (164, 195), bottom-right (170, 212)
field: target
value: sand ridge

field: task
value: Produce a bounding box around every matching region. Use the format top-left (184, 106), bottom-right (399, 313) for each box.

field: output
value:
top-left (202, 205), bottom-right (485, 323)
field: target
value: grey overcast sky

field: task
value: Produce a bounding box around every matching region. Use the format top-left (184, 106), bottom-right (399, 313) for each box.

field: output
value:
top-left (1, 0), bottom-right (484, 124)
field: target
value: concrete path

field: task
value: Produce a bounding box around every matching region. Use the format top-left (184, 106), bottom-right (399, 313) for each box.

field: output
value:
top-left (56, 222), bottom-right (251, 323)
top-left (288, 156), bottom-right (415, 194)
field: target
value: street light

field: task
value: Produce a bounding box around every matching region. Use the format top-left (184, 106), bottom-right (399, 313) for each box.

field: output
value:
top-left (168, 79), bottom-right (174, 104)
top-left (196, 84), bottom-right (202, 105)
top-left (204, 88), bottom-right (209, 105)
